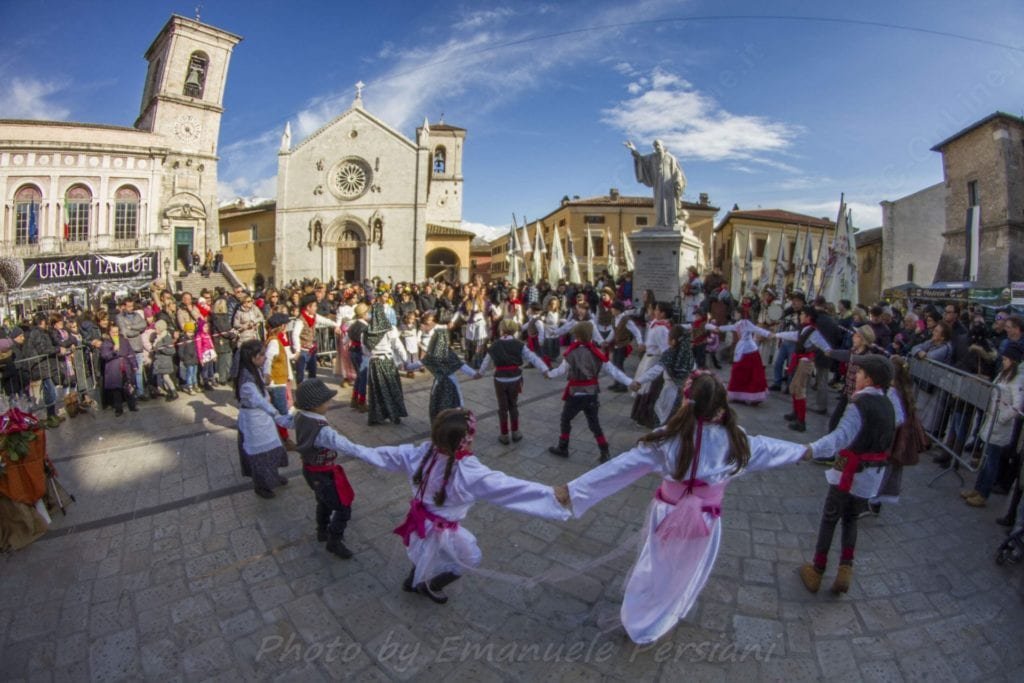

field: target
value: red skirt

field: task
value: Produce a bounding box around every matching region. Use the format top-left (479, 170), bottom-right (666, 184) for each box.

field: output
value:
top-left (727, 351), bottom-right (767, 403)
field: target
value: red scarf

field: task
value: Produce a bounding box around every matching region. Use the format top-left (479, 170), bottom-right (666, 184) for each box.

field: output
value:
top-left (301, 309), bottom-right (316, 329)
top-left (277, 332), bottom-right (290, 348)
top-left (600, 299), bottom-right (613, 310)
top-left (506, 298), bottom-right (522, 308)
top-left (565, 340), bottom-right (607, 363)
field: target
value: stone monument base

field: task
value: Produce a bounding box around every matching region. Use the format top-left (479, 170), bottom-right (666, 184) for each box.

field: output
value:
top-left (629, 228), bottom-right (703, 307)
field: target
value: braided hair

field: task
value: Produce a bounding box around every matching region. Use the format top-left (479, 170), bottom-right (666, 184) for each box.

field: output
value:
top-left (411, 408), bottom-right (474, 506)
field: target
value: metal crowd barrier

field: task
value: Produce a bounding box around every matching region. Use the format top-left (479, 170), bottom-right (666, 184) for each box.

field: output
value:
top-left (909, 357), bottom-right (1002, 486)
top-left (3, 348), bottom-right (101, 416)
top-left (314, 325), bottom-right (339, 362)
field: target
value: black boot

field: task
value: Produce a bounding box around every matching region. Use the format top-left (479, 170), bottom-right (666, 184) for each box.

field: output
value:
top-left (783, 412), bottom-right (796, 421)
top-left (598, 445), bottom-right (611, 463)
top-left (316, 527), bottom-right (328, 543)
top-left (326, 536), bottom-right (353, 559)
top-left (417, 572), bottom-right (460, 604)
top-left (711, 355), bottom-right (722, 369)
top-left (165, 390), bottom-right (179, 402)
top-left (402, 568), bottom-right (416, 592)
top-left (548, 439), bottom-right (569, 458)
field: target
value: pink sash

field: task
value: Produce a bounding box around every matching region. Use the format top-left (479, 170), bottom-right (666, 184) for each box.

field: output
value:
top-left (392, 499), bottom-right (459, 547)
top-left (653, 479), bottom-right (726, 541)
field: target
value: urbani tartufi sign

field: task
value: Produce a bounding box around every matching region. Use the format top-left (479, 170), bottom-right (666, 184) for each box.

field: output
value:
top-left (16, 252), bottom-right (158, 289)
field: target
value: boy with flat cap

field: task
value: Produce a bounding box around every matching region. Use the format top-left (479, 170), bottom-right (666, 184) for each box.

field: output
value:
top-left (293, 378), bottom-right (357, 559)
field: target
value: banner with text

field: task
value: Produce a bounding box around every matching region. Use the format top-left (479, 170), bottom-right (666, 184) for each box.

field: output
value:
top-left (17, 252), bottom-right (158, 289)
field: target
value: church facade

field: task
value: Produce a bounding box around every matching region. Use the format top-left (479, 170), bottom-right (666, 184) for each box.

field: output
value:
top-left (0, 15), bottom-right (240, 295)
top-left (275, 96), bottom-right (468, 284)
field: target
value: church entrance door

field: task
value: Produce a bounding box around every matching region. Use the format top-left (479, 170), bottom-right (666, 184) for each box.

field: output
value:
top-left (337, 247), bottom-right (360, 282)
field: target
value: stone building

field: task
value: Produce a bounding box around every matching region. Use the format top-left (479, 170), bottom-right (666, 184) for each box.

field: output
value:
top-left (854, 226), bottom-right (883, 304)
top-left (879, 183), bottom-right (944, 288)
top-left (932, 112), bottom-right (1024, 286)
top-left (713, 209), bottom-right (833, 295)
top-left (274, 95), bottom-right (472, 284)
top-left (219, 199), bottom-right (276, 288)
top-left (0, 15), bottom-right (241, 295)
top-left (488, 190), bottom-right (718, 280)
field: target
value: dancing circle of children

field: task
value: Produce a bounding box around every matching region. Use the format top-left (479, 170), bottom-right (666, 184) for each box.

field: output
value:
top-left (475, 318), bottom-right (551, 444)
top-left (559, 371), bottom-right (811, 644)
top-left (289, 392), bottom-right (572, 605)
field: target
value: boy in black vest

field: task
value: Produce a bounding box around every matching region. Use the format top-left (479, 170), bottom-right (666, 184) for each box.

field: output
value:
top-left (478, 318), bottom-right (550, 444)
top-left (545, 322), bottom-right (633, 462)
top-left (799, 355), bottom-right (895, 594)
top-left (293, 379), bottom-right (357, 559)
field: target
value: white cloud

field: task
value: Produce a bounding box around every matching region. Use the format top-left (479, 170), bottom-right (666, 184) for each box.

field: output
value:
top-left (453, 7), bottom-right (515, 31)
top-left (602, 69), bottom-right (800, 164)
top-left (0, 77), bottom-right (70, 120)
top-left (461, 220), bottom-right (507, 242)
top-left (780, 199), bottom-right (882, 229)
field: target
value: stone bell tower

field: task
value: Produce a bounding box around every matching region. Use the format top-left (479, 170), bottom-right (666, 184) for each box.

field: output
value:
top-left (135, 14), bottom-right (242, 267)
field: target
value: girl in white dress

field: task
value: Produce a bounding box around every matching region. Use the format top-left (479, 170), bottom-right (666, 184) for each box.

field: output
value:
top-left (327, 408), bottom-right (570, 603)
top-left (564, 372), bottom-right (808, 644)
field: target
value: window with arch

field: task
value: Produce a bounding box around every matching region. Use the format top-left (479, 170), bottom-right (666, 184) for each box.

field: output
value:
top-left (183, 51), bottom-right (208, 98)
top-left (14, 185), bottom-right (42, 245)
top-left (433, 146), bottom-right (446, 175)
top-left (65, 185), bottom-right (92, 242)
top-left (341, 229), bottom-right (361, 243)
top-left (114, 186), bottom-right (140, 240)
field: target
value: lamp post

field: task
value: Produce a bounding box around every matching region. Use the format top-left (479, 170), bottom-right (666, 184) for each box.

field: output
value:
top-left (164, 256), bottom-right (171, 290)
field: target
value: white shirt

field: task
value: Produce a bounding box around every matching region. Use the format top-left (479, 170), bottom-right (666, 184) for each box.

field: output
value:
top-left (644, 320), bottom-right (672, 356)
top-left (708, 319), bottom-right (771, 362)
top-left (809, 386), bottom-right (891, 498)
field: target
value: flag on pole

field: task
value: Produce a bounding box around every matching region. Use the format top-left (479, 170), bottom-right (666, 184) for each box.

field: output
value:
top-left (793, 229), bottom-right (808, 292)
top-left (756, 239), bottom-right (771, 292)
top-left (801, 231), bottom-right (815, 297)
top-left (772, 234), bottom-right (788, 294)
top-left (63, 204), bottom-right (71, 241)
top-left (585, 229), bottom-right (595, 284)
top-left (607, 227), bottom-right (619, 281)
top-left (566, 229), bottom-right (582, 284)
top-left (519, 218), bottom-right (532, 256)
top-left (820, 195), bottom-right (858, 306)
top-left (742, 239), bottom-right (753, 294)
top-left (506, 222), bottom-right (521, 285)
top-left (548, 224), bottom-right (565, 284)
top-left (28, 201), bottom-right (39, 244)
top-left (731, 234), bottom-right (742, 293)
top-left (807, 228), bottom-right (826, 299)
top-left (623, 232), bottom-right (635, 272)
top-left (532, 222), bottom-right (545, 282)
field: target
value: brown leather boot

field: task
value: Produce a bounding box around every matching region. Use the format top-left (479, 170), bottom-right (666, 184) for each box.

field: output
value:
top-left (799, 563), bottom-right (823, 593)
top-left (830, 565), bottom-right (852, 594)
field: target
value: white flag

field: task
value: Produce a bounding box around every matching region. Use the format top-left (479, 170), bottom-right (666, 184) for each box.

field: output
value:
top-left (566, 229), bottom-right (582, 284)
top-left (742, 240), bottom-right (753, 293)
top-left (548, 224), bottom-right (565, 284)
top-left (532, 223), bottom-right (545, 282)
top-left (623, 232), bottom-right (635, 272)
top-left (586, 230), bottom-right (595, 284)
top-left (507, 223), bottom-right (521, 285)
top-left (607, 227), bottom-right (619, 281)
top-left (772, 234), bottom-right (788, 294)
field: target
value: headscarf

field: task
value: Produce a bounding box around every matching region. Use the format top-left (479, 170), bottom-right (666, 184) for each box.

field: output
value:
top-left (364, 302), bottom-right (392, 350)
top-left (659, 327), bottom-right (694, 384)
top-left (421, 328), bottom-right (464, 377)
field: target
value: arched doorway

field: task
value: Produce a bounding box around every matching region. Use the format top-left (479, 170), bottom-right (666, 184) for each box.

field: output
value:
top-left (426, 247), bottom-right (459, 281)
top-left (335, 223), bottom-right (364, 282)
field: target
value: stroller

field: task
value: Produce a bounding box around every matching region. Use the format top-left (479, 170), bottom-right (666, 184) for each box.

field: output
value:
top-left (995, 526), bottom-right (1024, 565)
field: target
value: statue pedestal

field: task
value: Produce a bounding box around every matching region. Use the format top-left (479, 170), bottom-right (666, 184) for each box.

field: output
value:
top-left (629, 227), bottom-right (703, 306)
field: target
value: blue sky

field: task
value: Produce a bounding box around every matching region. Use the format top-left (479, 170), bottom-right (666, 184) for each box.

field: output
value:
top-left (2, 0), bottom-right (1022, 239)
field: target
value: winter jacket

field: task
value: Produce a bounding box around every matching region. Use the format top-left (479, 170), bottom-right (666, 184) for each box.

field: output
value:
top-left (100, 336), bottom-right (137, 390)
top-left (152, 333), bottom-right (176, 375)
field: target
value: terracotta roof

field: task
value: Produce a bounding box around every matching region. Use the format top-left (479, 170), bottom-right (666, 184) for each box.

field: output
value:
top-left (854, 226), bottom-right (883, 246)
top-left (426, 223), bottom-right (476, 238)
top-left (563, 195), bottom-right (718, 211)
top-left (716, 209), bottom-right (834, 232)
top-left (931, 111), bottom-right (1024, 151)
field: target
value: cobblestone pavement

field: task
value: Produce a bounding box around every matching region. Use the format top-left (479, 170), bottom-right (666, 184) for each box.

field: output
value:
top-left (2, 357), bottom-right (1023, 682)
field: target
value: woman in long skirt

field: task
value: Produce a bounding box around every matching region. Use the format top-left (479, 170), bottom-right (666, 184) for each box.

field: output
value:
top-left (563, 372), bottom-right (807, 644)
top-left (630, 326), bottom-right (694, 426)
top-left (363, 302), bottom-right (414, 425)
top-left (235, 339), bottom-right (291, 498)
top-left (707, 319), bottom-right (771, 404)
top-left (421, 329), bottom-right (476, 421)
